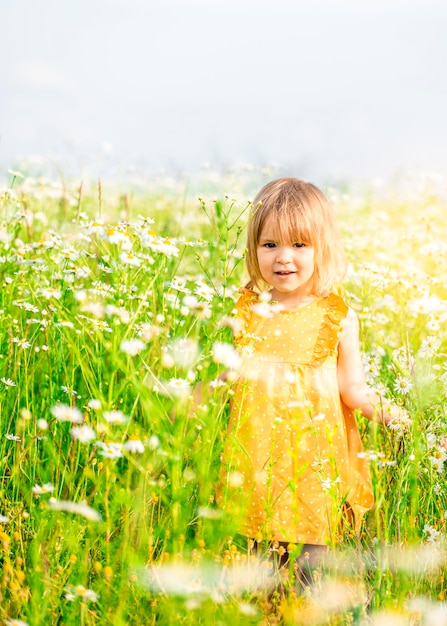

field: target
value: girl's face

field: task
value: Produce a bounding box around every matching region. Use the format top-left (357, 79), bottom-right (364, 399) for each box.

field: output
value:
top-left (256, 218), bottom-right (315, 306)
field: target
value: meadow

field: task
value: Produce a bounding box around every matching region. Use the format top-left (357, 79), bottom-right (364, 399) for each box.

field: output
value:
top-left (1, 166), bottom-right (447, 625)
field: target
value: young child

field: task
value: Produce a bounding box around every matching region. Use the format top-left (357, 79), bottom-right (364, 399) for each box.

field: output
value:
top-left (217, 177), bottom-right (405, 589)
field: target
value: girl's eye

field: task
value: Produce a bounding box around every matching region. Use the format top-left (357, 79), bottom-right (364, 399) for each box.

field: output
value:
top-left (293, 243), bottom-right (306, 248)
top-left (262, 242), bottom-right (277, 248)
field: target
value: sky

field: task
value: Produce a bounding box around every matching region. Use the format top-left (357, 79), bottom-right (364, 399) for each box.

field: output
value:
top-left (1, 0), bottom-right (447, 182)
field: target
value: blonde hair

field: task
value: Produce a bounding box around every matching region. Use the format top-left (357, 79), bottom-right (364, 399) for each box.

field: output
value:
top-left (245, 177), bottom-right (347, 296)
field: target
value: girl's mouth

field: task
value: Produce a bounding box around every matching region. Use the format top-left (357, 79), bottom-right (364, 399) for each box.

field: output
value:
top-left (275, 271), bottom-right (295, 275)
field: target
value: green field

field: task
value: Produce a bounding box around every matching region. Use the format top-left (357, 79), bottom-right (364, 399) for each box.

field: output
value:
top-left (1, 167), bottom-right (447, 625)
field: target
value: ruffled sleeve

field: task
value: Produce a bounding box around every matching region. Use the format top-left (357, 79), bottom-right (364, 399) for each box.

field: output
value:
top-left (232, 288), bottom-right (257, 345)
top-left (311, 292), bottom-right (348, 366)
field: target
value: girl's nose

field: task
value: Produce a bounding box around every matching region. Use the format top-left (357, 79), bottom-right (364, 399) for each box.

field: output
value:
top-left (276, 246), bottom-right (293, 263)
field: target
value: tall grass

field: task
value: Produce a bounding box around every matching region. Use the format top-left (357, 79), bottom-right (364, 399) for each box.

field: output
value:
top-left (1, 170), bottom-right (447, 625)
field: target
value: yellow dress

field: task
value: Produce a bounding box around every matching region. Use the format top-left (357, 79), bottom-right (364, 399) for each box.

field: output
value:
top-left (219, 288), bottom-right (374, 545)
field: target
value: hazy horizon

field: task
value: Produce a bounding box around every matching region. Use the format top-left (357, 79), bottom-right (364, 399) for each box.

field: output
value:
top-left (1, 0), bottom-right (447, 184)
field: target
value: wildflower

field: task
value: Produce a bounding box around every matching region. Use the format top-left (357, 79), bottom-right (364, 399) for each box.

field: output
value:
top-left (137, 323), bottom-right (162, 341)
top-left (393, 376), bottom-right (413, 395)
top-left (423, 524), bottom-right (443, 543)
top-left (81, 301), bottom-right (104, 319)
top-left (358, 450), bottom-right (380, 462)
top-left (377, 459), bottom-right (397, 468)
top-left (223, 192), bottom-right (239, 203)
top-left (90, 281), bottom-right (115, 296)
top-left (119, 251), bottom-right (141, 266)
top-left (90, 319), bottom-right (113, 333)
top-left (40, 287), bottom-right (62, 300)
top-left (148, 435), bottom-right (160, 450)
top-left (50, 403), bottom-right (84, 424)
top-left (258, 291), bottom-right (272, 302)
top-left (88, 399), bottom-right (102, 411)
top-left (418, 335), bottom-right (441, 358)
top-left (194, 280), bottom-right (214, 302)
top-left (12, 337), bottom-right (31, 349)
top-left (363, 354), bottom-right (381, 380)
top-left (221, 315), bottom-right (244, 335)
top-left (70, 424), bottom-right (96, 443)
top-left (146, 236), bottom-right (179, 257)
top-left (62, 247), bottom-right (80, 261)
top-left (97, 262), bottom-right (113, 272)
top-left (48, 499), bottom-right (101, 521)
top-left (197, 507), bottom-right (223, 520)
top-left (32, 483), bottom-right (56, 495)
top-left (0, 514), bottom-right (9, 522)
top-left (209, 377), bottom-right (228, 390)
top-left (103, 410), bottom-right (129, 425)
top-left (61, 385), bottom-right (79, 397)
top-left (408, 295), bottom-right (443, 315)
top-left (166, 377), bottom-right (191, 397)
top-left (86, 219), bottom-right (105, 235)
top-left (120, 339), bottom-right (146, 356)
top-left (65, 584), bottom-right (99, 602)
top-left (55, 319), bottom-right (74, 328)
top-left (161, 352), bottom-right (175, 368)
top-left (4, 619), bottom-right (29, 626)
top-left (374, 313), bottom-right (389, 325)
top-left (238, 603), bottom-right (257, 616)
top-left (169, 277), bottom-right (191, 293)
top-left (13, 301), bottom-right (39, 313)
top-left (181, 295), bottom-right (212, 318)
top-left (387, 407), bottom-right (412, 435)
top-left (74, 265), bottom-right (91, 279)
top-left (105, 227), bottom-right (132, 250)
top-left (182, 295), bottom-right (199, 309)
top-left (212, 341), bottom-right (241, 370)
top-left (5, 434), bottom-right (21, 441)
top-left (321, 478), bottom-right (333, 491)
top-left (18, 409), bottom-right (30, 422)
top-left (123, 437), bottom-right (145, 454)
top-left (96, 441), bottom-right (123, 459)
top-left (429, 449), bottom-right (446, 473)
top-left (227, 471), bottom-right (244, 487)
top-left (1, 377), bottom-right (16, 387)
top-left (312, 413), bottom-right (325, 422)
top-left (169, 338), bottom-right (199, 369)
top-left (37, 419), bottom-right (48, 430)
top-left (392, 346), bottom-right (415, 370)
top-left (8, 169), bottom-right (25, 179)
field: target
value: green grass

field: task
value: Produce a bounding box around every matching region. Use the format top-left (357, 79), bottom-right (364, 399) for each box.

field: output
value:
top-left (1, 169), bottom-right (447, 625)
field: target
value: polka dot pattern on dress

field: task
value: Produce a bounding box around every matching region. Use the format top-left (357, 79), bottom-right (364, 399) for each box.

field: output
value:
top-left (217, 289), bottom-right (374, 545)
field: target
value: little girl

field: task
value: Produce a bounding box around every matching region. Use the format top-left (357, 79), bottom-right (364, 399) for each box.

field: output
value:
top-left (218, 177), bottom-right (404, 587)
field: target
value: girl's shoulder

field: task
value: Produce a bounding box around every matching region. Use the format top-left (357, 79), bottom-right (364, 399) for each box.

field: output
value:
top-left (325, 289), bottom-right (349, 318)
top-left (312, 291), bottom-right (350, 365)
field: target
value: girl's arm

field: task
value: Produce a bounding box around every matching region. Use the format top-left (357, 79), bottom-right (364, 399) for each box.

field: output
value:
top-left (337, 307), bottom-right (403, 425)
